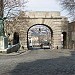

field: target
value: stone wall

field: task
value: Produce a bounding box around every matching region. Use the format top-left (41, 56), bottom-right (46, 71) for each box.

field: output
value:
top-left (68, 21), bottom-right (75, 49)
top-left (4, 11), bottom-right (69, 50)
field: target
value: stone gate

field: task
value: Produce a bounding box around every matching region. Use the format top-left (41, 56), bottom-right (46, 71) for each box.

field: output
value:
top-left (5, 11), bottom-right (69, 50)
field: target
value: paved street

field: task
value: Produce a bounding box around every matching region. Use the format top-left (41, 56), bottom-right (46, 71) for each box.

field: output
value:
top-left (0, 49), bottom-right (75, 75)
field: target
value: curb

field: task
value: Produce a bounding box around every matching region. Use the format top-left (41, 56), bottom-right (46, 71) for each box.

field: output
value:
top-left (0, 50), bottom-right (31, 56)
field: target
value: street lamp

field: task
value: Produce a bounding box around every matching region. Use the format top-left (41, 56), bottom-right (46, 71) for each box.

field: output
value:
top-left (38, 28), bottom-right (41, 46)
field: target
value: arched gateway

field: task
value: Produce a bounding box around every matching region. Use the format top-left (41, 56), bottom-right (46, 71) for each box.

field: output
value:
top-left (27, 24), bottom-right (53, 49)
top-left (5, 11), bottom-right (68, 50)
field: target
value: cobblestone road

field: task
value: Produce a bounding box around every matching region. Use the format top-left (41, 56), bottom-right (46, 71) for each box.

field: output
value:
top-left (0, 49), bottom-right (75, 75)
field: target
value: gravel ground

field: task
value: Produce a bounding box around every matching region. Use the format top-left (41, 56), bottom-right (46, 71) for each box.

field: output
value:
top-left (0, 49), bottom-right (75, 75)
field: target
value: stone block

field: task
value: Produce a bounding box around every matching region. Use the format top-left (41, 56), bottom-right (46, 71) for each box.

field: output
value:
top-left (0, 36), bottom-right (8, 49)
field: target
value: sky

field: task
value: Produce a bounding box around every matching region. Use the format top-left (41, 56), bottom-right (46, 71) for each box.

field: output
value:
top-left (26, 0), bottom-right (60, 11)
top-left (25, 0), bottom-right (67, 17)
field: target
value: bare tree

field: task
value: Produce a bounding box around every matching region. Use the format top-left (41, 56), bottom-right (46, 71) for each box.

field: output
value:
top-left (59, 0), bottom-right (75, 20)
top-left (1, 0), bottom-right (28, 19)
top-left (0, 0), bottom-right (28, 36)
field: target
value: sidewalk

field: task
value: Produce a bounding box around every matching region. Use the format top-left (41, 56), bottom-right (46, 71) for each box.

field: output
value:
top-left (0, 50), bottom-right (31, 56)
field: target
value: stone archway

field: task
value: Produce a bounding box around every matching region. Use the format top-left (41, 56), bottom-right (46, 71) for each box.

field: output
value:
top-left (27, 24), bottom-right (53, 50)
top-left (5, 11), bottom-right (68, 50)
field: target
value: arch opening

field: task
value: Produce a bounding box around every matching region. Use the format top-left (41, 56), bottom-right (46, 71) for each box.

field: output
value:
top-left (27, 24), bottom-right (53, 50)
top-left (13, 32), bottom-right (19, 45)
top-left (61, 32), bottom-right (67, 49)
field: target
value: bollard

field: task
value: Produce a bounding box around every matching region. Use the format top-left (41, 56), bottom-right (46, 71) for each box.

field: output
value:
top-left (57, 46), bottom-right (58, 49)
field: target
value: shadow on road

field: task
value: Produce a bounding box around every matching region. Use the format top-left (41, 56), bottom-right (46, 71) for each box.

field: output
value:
top-left (10, 50), bottom-right (75, 75)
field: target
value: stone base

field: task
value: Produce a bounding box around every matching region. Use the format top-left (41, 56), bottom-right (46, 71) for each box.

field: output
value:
top-left (0, 36), bottom-right (8, 49)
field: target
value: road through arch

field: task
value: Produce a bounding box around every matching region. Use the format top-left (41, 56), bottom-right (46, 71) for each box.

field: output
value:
top-left (27, 24), bottom-right (53, 50)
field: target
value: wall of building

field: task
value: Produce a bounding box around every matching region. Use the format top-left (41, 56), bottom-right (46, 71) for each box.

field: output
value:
top-left (68, 22), bottom-right (75, 49)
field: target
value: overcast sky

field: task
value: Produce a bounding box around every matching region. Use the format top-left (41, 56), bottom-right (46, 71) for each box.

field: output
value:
top-left (25, 0), bottom-right (67, 17)
top-left (26, 0), bottom-right (60, 11)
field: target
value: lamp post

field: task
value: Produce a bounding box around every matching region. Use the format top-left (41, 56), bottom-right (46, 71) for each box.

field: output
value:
top-left (38, 28), bottom-right (41, 46)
